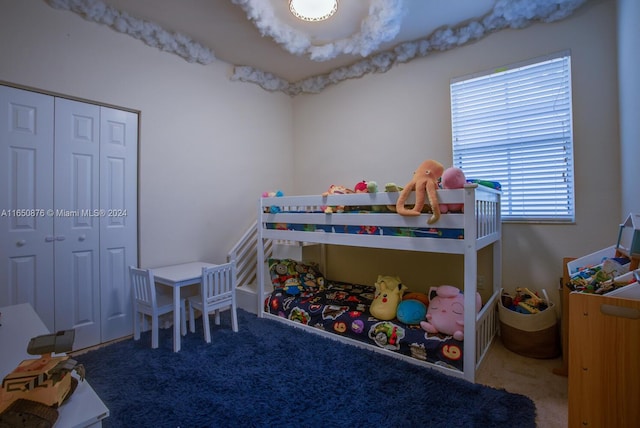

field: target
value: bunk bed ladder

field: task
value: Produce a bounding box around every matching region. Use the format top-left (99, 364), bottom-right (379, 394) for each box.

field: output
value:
top-left (228, 220), bottom-right (274, 314)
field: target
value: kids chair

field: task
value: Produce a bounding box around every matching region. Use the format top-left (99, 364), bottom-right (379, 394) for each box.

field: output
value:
top-left (188, 261), bottom-right (239, 342)
top-left (130, 266), bottom-right (187, 349)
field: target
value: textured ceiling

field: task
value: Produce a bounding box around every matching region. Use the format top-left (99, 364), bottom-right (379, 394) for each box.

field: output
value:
top-left (99, 0), bottom-right (497, 82)
top-left (47, 0), bottom-right (590, 94)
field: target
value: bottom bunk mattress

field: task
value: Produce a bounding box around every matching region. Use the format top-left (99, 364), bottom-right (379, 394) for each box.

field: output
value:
top-left (264, 259), bottom-right (467, 372)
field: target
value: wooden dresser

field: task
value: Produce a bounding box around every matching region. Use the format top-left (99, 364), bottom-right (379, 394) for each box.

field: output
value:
top-left (568, 286), bottom-right (640, 427)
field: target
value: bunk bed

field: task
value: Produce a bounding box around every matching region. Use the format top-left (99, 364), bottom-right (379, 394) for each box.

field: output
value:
top-left (256, 184), bottom-right (501, 382)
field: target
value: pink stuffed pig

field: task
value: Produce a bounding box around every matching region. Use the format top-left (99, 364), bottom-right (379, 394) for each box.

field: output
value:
top-left (420, 285), bottom-right (481, 341)
top-left (440, 167), bottom-right (466, 213)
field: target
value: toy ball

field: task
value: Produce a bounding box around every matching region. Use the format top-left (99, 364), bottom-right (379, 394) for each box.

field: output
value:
top-left (396, 299), bottom-right (427, 325)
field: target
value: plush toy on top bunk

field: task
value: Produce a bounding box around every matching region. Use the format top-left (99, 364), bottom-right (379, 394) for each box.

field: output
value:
top-left (354, 180), bottom-right (378, 194)
top-left (370, 275), bottom-right (407, 320)
top-left (395, 159), bottom-right (445, 224)
top-left (321, 184), bottom-right (354, 213)
top-left (439, 167), bottom-right (466, 214)
top-left (262, 190), bottom-right (284, 213)
top-left (419, 285), bottom-right (482, 341)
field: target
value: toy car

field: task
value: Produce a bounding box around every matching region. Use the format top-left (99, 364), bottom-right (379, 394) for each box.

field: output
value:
top-left (0, 329), bottom-right (84, 427)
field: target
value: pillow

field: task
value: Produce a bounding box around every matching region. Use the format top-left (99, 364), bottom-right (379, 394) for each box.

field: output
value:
top-left (268, 258), bottom-right (324, 290)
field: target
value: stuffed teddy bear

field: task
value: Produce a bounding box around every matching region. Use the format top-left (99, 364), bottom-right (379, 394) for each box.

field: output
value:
top-left (439, 167), bottom-right (466, 213)
top-left (370, 275), bottom-right (407, 321)
top-left (419, 285), bottom-right (481, 340)
top-left (395, 159), bottom-right (444, 224)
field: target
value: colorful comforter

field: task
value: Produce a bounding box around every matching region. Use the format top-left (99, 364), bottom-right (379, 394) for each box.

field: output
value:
top-left (264, 259), bottom-right (466, 371)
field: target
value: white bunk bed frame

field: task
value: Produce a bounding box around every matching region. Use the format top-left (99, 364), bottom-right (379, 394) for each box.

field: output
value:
top-left (256, 184), bottom-right (501, 382)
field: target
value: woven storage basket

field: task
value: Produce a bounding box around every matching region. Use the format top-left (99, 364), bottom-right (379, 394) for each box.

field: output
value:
top-left (498, 291), bottom-right (560, 359)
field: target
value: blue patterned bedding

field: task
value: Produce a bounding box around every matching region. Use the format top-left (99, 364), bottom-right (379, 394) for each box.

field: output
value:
top-left (265, 222), bottom-right (464, 239)
top-left (263, 258), bottom-right (466, 372)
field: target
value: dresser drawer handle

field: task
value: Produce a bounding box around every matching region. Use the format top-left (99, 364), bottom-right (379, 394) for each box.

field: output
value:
top-left (600, 304), bottom-right (640, 320)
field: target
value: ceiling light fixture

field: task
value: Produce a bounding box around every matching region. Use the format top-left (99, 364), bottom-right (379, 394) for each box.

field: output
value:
top-left (289, 0), bottom-right (338, 22)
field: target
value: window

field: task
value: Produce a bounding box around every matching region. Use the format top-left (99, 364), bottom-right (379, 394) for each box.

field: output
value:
top-left (450, 51), bottom-right (574, 222)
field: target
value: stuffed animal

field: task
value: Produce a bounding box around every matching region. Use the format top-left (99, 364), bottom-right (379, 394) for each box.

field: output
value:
top-left (419, 285), bottom-right (481, 340)
top-left (354, 180), bottom-right (368, 193)
top-left (370, 275), bottom-right (407, 320)
top-left (352, 180), bottom-right (379, 193)
top-left (440, 167), bottom-right (466, 213)
top-left (402, 291), bottom-right (429, 307)
top-left (395, 159), bottom-right (444, 224)
top-left (262, 190), bottom-right (284, 213)
top-left (322, 184), bottom-right (354, 213)
top-left (354, 180), bottom-right (381, 211)
top-left (385, 183), bottom-right (433, 214)
top-left (396, 299), bottom-right (427, 325)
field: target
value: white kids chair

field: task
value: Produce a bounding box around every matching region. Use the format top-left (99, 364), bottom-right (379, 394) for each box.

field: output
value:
top-left (130, 266), bottom-right (187, 349)
top-left (188, 261), bottom-right (239, 342)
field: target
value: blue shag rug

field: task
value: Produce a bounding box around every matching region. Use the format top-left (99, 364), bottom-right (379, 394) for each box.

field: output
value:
top-left (76, 309), bottom-right (536, 428)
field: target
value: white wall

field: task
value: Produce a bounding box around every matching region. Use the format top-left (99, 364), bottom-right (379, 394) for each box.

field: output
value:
top-left (0, 0), bottom-right (294, 268)
top-left (292, 0), bottom-right (620, 301)
top-left (0, 0), bottom-right (623, 304)
top-left (618, 0), bottom-right (640, 216)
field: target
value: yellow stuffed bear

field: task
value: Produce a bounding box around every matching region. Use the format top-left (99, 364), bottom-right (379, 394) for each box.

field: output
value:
top-left (370, 275), bottom-right (407, 320)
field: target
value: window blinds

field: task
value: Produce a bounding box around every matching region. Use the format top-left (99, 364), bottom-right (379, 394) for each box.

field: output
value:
top-left (450, 52), bottom-right (574, 222)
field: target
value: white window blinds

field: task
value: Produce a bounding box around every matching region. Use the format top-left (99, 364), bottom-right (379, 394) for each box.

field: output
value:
top-left (450, 52), bottom-right (575, 222)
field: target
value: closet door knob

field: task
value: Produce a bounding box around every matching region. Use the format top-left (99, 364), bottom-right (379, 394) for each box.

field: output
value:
top-left (16, 239), bottom-right (26, 247)
top-left (55, 235), bottom-right (66, 241)
top-left (78, 234), bottom-right (86, 241)
top-left (45, 236), bottom-right (56, 242)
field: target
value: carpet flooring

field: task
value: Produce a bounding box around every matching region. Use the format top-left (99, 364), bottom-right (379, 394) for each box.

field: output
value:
top-left (76, 309), bottom-right (536, 428)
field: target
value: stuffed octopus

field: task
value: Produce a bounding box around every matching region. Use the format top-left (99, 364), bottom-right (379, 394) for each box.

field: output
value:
top-left (395, 159), bottom-right (445, 224)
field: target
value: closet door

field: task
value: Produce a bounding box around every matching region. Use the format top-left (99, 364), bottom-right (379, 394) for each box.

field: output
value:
top-left (0, 86), bottom-right (56, 331)
top-left (53, 98), bottom-right (102, 350)
top-left (99, 106), bottom-right (138, 342)
top-left (1, 86), bottom-right (138, 349)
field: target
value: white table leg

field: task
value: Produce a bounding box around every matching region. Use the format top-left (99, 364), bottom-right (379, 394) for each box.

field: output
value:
top-left (173, 286), bottom-right (181, 352)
